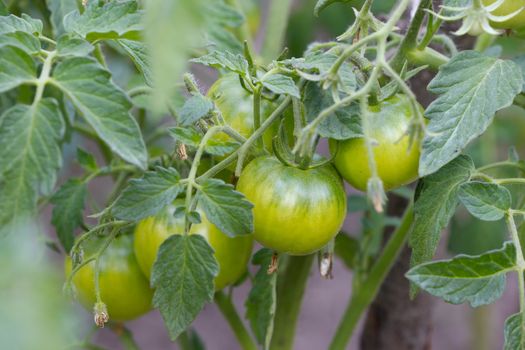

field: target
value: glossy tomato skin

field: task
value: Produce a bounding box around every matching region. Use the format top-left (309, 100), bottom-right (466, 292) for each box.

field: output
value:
top-left (236, 156), bottom-right (347, 255)
top-left (134, 202), bottom-right (253, 290)
top-left (483, 0), bottom-right (525, 30)
top-left (329, 94), bottom-right (423, 192)
top-left (65, 233), bottom-right (153, 321)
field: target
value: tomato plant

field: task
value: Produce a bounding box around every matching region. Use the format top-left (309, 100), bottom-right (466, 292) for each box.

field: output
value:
top-left (2, 0), bottom-right (525, 349)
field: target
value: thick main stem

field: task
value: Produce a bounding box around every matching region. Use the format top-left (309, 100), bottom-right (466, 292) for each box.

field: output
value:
top-left (270, 254), bottom-right (315, 350)
top-left (329, 203), bottom-right (414, 350)
top-left (215, 291), bottom-right (258, 350)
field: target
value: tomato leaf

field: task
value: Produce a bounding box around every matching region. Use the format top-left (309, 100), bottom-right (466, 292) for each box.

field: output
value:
top-left (420, 51), bottom-right (523, 176)
top-left (512, 55), bottom-right (525, 92)
top-left (406, 242), bottom-right (516, 307)
top-left (0, 14), bottom-right (42, 35)
top-left (56, 33), bottom-right (93, 57)
top-left (45, 0), bottom-right (77, 36)
top-left (0, 2), bottom-right (7, 16)
top-left (152, 234), bottom-right (219, 341)
top-left (0, 32), bottom-right (41, 54)
top-left (52, 57), bottom-right (147, 169)
top-left (313, 0), bottom-right (352, 16)
top-left (409, 156), bottom-right (474, 276)
top-left (169, 126), bottom-right (239, 156)
top-left (504, 312), bottom-right (525, 350)
top-left (191, 50), bottom-right (249, 76)
top-left (458, 182), bottom-right (511, 221)
top-left (245, 249), bottom-right (277, 349)
top-left (0, 99), bottom-right (65, 233)
top-left (115, 39), bottom-right (153, 86)
top-left (63, 0), bottom-right (142, 41)
top-left (50, 179), bottom-right (87, 252)
top-left (178, 95), bottom-right (215, 126)
top-left (113, 167), bottom-right (185, 221)
top-left (197, 178), bottom-right (254, 237)
top-left (76, 148), bottom-right (98, 172)
top-left (0, 45), bottom-right (36, 93)
top-left (261, 74), bottom-right (300, 98)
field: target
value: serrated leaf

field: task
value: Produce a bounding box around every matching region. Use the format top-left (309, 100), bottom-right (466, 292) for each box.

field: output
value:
top-left (45, 0), bottom-right (77, 36)
top-left (64, 0), bottom-right (141, 41)
top-left (0, 45), bottom-right (36, 93)
top-left (406, 242), bottom-right (516, 307)
top-left (50, 179), bottom-right (87, 252)
top-left (420, 51), bottom-right (523, 176)
top-left (0, 99), bottom-right (64, 232)
top-left (0, 31), bottom-right (40, 54)
top-left (152, 234), bottom-right (218, 340)
top-left (56, 33), bottom-right (93, 57)
top-left (458, 182), bottom-right (511, 221)
top-left (504, 312), bottom-right (525, 350)
top-left (115, 39), bottom-right (153, 86)
top-left (261, 74), bottom-right (300, 98)
top-left (52, 56), bottom-right (147, 169)
top-left (245, 249), bottom-right (277, 349)
top-left (0, 14), bottom-right (42, 35)
top-left (76, 148), bottom-right (98, 172)
top-left (197, 178), bottom-right (253, 237)
top-left (178, 95), bottom-right (214, 126)
top-left (409, 155), bottom-right (474, 270)
top-left (169, 127), bottom-right (239, 156)
top-left (303, 82), bottom-right (362, 140)
top-left (112, 167), bottom-right (184, 221)
top-left (191, 50), bottom-right (248, 76)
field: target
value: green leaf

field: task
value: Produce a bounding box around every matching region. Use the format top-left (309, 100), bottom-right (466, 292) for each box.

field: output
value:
top-left (169, 127), bottom-right (239, 156)
top-left (458, 182), bottom-right (511, 221)
top-left (63, 0), bottom-right (141, 41)
top-left (191, 50), bottom-right (248, 76)
top-left (303, 82), bottom-right (362, 140)
top-left (334, 233), bottom-right (359, 269)
top-left (197, 178), bottom-right (253, 237)
top-left (245, 249), bottom-right (277, 349)
top-left (56, 33), bottom-right (94, 57)
top-left (261, 74), bottom-right (300, 98)
top-left (420, 51), bottom-right (523, 176)
top-left (504, 312), bottom-right (525, 350)
top-left (0, 99), bottom-right (65, 232)
top-left (52, 57), bottom-right (147, 169)
top-left (45, 0), bottom-right (77, 36)
top-left (406, 242), bottom-right (516, 307)
top-left (0, 14), bottom-right (42, 35)
top-left (76, 148), bottom-right (98, 172)
top-left (112, 167), bottom-right (185, 221)
top-left (0, 31), bottom-right (40, 54)
top-left (115, 39), bottom-right (153, 86)
top-left (313, 0), bottom-right (352, 16)
top-left (50, 179), bottom-right (87, 252)
top-left (513, 55), bottom-right (525, 92)
top-left (205, 26), bottom-right (242, 54)
top-left (204, 1), bottom-right (243, 27)
top-left (202, 0), bottom-right (243, 53)
top-left (178, 95), bottom-right (214, 126)
top-left (0, 45), bottom-right (36, 93)
top-left (0, 1), bottom-right (7, 16)
top-left (152, 234), bottom-right (218, 340)
top-left (409, 155), bottom-right (474, 269)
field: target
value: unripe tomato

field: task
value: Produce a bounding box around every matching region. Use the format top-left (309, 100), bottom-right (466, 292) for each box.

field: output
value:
top-left (134, 201), bottom-right (253, 290)
top-left (65, 233), bottom-right (153, 321)
top-left (483, 0), bottom-right (525, 30)
top-left (236, 156), bottom-right (347, 255)
top-left (329, 94), bottom-right (423, 192)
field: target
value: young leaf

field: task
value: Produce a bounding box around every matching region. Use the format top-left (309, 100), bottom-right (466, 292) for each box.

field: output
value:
top-left (115, 39), bottom-right (153, 86)
top-left (0, 31), bottom-right (41, 54)
top-left (56, 33), bottom-right (94, 57)
top-left (169, 127), bottom-right (239, 156)
top-left (152, 234), bottom-right (218, 340)
top-left (0, 99), bottom-right (65, 231)
top-left (63, 0), bottom-right (142, 41)
top-left (112, 167), bottom-right (185, 221)
top-left (196, 178), bottom-right (253, 237)
top-left (191, 50), bottom-right (249, 76)
top-left (406, 242), bottom-right (516, 307)
top-left (76, 148), bottom-right (98, 172)
top-left (0, 45), bottom-right (36, 93)
top-left (420, 51), bottom-right (523, 176)
top-left (45, 0), bottom-right (77, 36)
top-left (303, 82), bottom-right (362, 140)
top-left (50, 179), bottom-right (87, 252)
top-left (0, 14), bottom-right (43, 35)
top-left (504, 312), bottom-right (525, 350)
top-left (178, 95), bottom-right (214, 126)
top-left (261, 74), bottom-right (300, 98)
top-left (409, 156), bottom-right (474, 269)
top-left (52, 57), bottom-right (147, 169)
top-left (245, 249), bottom-right (277, 349)
top-left (458, 182), bottom-right (511, 221)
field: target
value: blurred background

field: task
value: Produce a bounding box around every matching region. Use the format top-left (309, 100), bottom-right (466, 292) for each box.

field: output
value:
top-left (2, 0), bottom-right (525, 349)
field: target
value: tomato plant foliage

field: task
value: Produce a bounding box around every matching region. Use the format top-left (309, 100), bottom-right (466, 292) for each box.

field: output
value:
top-left (2, 0), bottom-right (525, 349)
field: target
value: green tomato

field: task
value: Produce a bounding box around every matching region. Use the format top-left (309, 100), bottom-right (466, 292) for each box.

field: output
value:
top-left (65, 233), bottom-right (153, 321)
top-left (134, 201), bottom-right (253, 290)
top-left (236, 156), bottom-right (347, 255)
top-left (484, 0), bottom-right (525, 30)
top-left (329, 94), bottom-right (423, 192)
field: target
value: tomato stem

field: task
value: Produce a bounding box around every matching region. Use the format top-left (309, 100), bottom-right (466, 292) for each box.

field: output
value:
top-left (261, 0), bottom-right (293, 62)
